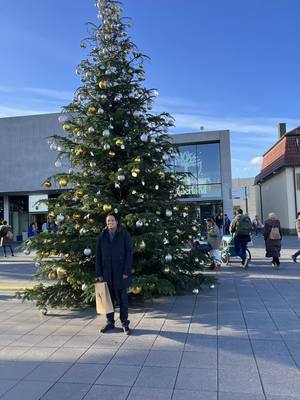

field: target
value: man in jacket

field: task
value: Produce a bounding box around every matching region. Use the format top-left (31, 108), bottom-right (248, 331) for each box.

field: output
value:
top-left (96, 212), bottom-right (133, 334)
top-left (230, 209), bottom-right (252, 268)
top-left (292, 212), bottom-right (300, 262)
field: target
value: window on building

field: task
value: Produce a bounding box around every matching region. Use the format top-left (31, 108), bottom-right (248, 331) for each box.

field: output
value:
top-left (172, 142), bottom-right (222, 199)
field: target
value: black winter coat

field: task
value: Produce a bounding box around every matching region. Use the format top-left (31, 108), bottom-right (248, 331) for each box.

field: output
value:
top-left (96, 226), bottom-right (133, 290)
top-left (264, 218), bottom-right (282, 258)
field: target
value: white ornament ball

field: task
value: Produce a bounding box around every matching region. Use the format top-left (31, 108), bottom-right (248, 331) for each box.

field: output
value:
top-left (162, 154), bottom-right (169, 161)
top-left (55, 160), bottom-right (62, 168)
top-left (81, 283), bottom-right (87, 291)
top-left (155, 185), bottom-right (159, 190)
top-left (56, 214), bottom-right (65, 223)
top-left (88, 127), bottom-right (95, 134)
top-left (165, 209), bottom-right (172, 217)
top-left (136, 220), bottom-right (143, 228)
top-left (165, 254), bottom-right (173, 262)
top-left (192, 289), bottom-right (199, 294)
top-left (50, 143), bottom-right (57, 151)
top-left (96, 190), bottom-right (101, 196)
top-left (79, 228), bottom-right (87, 235)
top-left (103, 143), bottom-right (110, 150)
top-left (120, 144), bottom-right (125, 150)
top-left (58, 115), bottom-right (68, 124)
top-left (140, 133), bottom-right (148, 142)
top-left (84, 248), bottom-right (92, 256)
top-left (210, 285), bottom-right (215, 289)
top-left (103, 129), bottom-right (110, 137)
top-left (97, 108), bottom-right (104, 114)
top-left (23, 249), bottom-right (30, 255)
top-left (117, 174), bottom-right (125, 181)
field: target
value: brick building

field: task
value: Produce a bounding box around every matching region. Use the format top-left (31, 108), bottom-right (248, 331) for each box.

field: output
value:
top-left (255, 123), bottom-right (300, 233)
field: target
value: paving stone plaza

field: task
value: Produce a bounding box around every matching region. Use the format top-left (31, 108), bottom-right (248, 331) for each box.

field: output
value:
top-left (0, 236), bottom-right (300, 399)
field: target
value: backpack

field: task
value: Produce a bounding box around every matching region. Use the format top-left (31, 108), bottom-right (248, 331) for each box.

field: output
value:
top-left (235, 216), bottom-right (252, 236)
top-left (6, 230), bottom-right (13, 241)
top-left (269, 226), bottom-right (280, 240)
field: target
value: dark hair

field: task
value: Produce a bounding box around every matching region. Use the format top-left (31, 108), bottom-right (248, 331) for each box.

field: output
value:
top-left (237, 209), bottom-right (243, 214)
top-left (206, 217), bottom-right (215, 224)
top-left (3, 220), bottom-right (7, 224)
top-left (297, 212), bottom-right (300, 218)
top-left (106, 212), bottom-right (120, 225)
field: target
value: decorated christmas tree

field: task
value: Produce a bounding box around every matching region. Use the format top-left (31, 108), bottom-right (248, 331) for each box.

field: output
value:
top-left (20, 0), bottom-right (212, 311)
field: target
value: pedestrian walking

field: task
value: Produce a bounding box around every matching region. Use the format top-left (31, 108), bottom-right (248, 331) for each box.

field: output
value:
top-left (223, 214), bottom-right (231, 235)
top-left (96, 212), bottom-right (133, 335)
top-left (292, 212), bottom-right (300, 262)
top-left (230, 209), bottom-right (252, 268)
top-left (264, 212), bottom-right (282, 267)
top-left (28, 222), bottom-right (37, 237)
top-left (0, 220), bottom-right (14, 257)
top-left (252, 215), bottom-right (264, 236)
top-left (206, 218), bottom-right (221, 270)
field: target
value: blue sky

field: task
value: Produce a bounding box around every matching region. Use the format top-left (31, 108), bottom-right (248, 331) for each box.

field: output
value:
top-left (1, 0), bottom-right (299, 178)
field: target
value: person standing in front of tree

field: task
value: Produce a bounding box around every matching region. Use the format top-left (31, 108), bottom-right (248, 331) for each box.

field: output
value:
top-left (96, 213), bottom-right (133, 335)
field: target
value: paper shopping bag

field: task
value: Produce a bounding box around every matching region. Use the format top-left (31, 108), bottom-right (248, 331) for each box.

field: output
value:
top-left (95, 282), bottom-right (114, 314)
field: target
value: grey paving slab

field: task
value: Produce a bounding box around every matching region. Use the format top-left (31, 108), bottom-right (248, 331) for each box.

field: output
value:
top-left (173, 390), bottom-right (217, 400)
top-left (95, 364), bottom-right (141, 386)
top-left (219, 366), bottom-right (264, 395)
top-left (260, 370), bottom-right (300, 396)
top-left (110, 349), bottom-right (149, 365)
top-left (24, 362), bottom-right (73, 382)
top-left (8, 334), bottom-right (46, 347)
top-left (144, 350), bottom-right (182, 367)
top-left (135, 366), bottom-right (178, 389)
top-left (40, 382), bottom-right (91, 400)
top-left (175, 367), bottom-right (217, 392)
top-left (219, 392), bottom-right (265, 400)
top-left (127, 387), bottom-right (173, 400)
top-left (78, 347), bottom-right (116, 364)
top-left (36, 335), bottom-right (73, 347)
top-left (181, 349), bottom-right (217, 368)
top-left (0, 361), bottom-right (40, 380)
top-left (83, 384), bottom-right (130, 400)
top-left (59, 363), bottom-right (106, 383)
top-left (47, 347), bottom-right (87, 363)
top-left (0, 380), bottom-right (53, 400)
top-left (18, 346), bottom-right (57, 362)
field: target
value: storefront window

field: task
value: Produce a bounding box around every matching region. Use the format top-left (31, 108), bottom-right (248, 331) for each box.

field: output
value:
top-left (9, 196), bottom-right (29, 239)
top-left (173, 142), bottom-right (222, 199)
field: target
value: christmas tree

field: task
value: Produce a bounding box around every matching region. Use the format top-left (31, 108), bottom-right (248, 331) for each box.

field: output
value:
top-left (20, 0), bottom-right (213, 311)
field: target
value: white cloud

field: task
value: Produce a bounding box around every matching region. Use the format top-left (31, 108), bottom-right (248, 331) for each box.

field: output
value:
top-left (251, 156), bottom-right (263, 166)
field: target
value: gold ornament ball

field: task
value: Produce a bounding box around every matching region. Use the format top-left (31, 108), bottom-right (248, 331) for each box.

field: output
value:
top-left (50, 249), bottom-right (59, 256)
top-left (134, 157), bottom-right (141, 163)
top-left (72, 214), bottom-right (81, 221)
top-left (58, 178), bottom-right (68, 187)
top-left (44, 180), bottom-right (52, 188)
top-left (88, 106), bottom-right (96, 114)
top-left (99, 81), bottom-right (107, 89)
top-left (57, 268), bottom-right (67, 279)
top-left (75, 148), bottom-right (84, 156)
top-left (115, 139), bottom-right (124, 146)
top-left (131, 287), bottom-right (142, 295)
top-left (108, 151), bottom-right (116, 157)
top-left (75, 191), bottom-right (84, 199)
top-left (48, 271), bottom-right (58, 280)
top-left (63, 124), bottom-right (72, 131)
top-left (103, 204), bottom-right (112, 213)
top-left (192, 226), bottom-right (198, 232)
top-left (131, 167), bottom-right (140, 174)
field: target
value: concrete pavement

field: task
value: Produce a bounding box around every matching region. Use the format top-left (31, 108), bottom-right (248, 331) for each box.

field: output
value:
top-left (0, 237), bottom-right (300, 399)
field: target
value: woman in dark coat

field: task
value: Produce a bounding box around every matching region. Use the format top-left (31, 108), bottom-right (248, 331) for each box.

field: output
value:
top-left (96, 213), bottom-right (133, 334)
top-left (264, 212), bottom-right (282, 267)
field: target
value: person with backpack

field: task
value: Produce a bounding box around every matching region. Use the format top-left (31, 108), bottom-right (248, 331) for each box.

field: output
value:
top-left (264, 213), bottom-right (282, 267)
top-left (230, 209), bottom-right (252, 268)
top-left (0, 221), bottom-right (14, 257)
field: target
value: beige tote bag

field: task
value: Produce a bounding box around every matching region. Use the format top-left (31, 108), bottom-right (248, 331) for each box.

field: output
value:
top-left (95, 282), bottom-right (114, 314)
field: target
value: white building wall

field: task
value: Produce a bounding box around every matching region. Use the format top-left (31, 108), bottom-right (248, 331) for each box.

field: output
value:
top-left (260, 169), bottom-right (292, 230)
top-left (232, 177), bottom-right (257, 220)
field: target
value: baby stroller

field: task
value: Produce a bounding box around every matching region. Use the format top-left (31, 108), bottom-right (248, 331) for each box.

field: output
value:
top-left (220, 235), bottom-right (251, 268)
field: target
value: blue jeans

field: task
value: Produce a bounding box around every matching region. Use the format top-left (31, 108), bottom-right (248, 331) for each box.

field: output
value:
top-left (106, 285), bottom-right (129, 325)
top-left (234, 236), bottom-right (248, 264)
